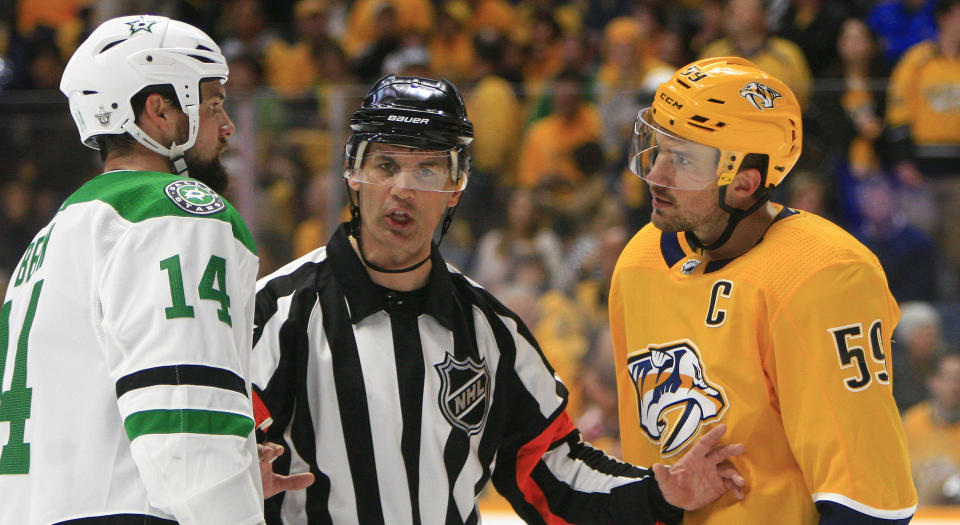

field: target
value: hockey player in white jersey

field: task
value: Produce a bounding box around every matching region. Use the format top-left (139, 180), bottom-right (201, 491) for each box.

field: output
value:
top-left (0, 15), bottom-right (309, 525)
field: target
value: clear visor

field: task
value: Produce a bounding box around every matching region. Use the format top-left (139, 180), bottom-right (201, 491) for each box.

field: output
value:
top-left (628, 107), bottom-right (723, 190)
top-left (344, 144), bottom-right (467, 193)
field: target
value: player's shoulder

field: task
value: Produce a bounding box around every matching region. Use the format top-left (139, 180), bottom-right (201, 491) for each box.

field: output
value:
top-left (766, 209), bottom-right (872, 256)
top-left (726, 209), bottom-right (894, 318)
top-left (751, 208), bottom-right (883, 283)
top-left (62, 170), bottom-right (256, 254)
top-left (616, 222), bottom-right (663, 271)
top-left (62, 170), bottom-right (232, 221)
top-left (256, 246), bottom-right (329, 291)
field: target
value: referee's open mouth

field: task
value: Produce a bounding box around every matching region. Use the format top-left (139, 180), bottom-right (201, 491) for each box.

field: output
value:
top-left (386, 208), bottom-right (414, 229)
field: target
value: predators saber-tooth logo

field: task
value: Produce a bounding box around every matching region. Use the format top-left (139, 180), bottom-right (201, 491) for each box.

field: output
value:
top-left (739, 81), bottom-right (782, 111)
top-left (627, 340), bottom-right (726, 456)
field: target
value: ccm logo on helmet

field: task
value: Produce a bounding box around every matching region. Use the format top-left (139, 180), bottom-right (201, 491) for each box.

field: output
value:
top-left (387, 115), bottom-right (430, 124)
top-left (659, 92), bottom-right (683, 110)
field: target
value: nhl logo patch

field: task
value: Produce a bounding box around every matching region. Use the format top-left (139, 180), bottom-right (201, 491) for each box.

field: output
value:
top-left (164, 180), bottom-right (225, 215)
top-left (435, 354), bottom-right (490, 435)
top-left (681, 259), bottom-right (701, 275)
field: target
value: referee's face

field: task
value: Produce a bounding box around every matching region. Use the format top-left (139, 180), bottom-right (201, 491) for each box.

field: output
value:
top-left (349, 143), bottom-right (462, 270)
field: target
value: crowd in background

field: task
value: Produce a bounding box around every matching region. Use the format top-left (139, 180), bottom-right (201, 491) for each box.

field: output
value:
top-left (1, 0), bottom-right (959, 507)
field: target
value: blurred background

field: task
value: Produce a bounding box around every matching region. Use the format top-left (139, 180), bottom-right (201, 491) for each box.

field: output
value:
top-left (0, 0), bottom-right (959, 518)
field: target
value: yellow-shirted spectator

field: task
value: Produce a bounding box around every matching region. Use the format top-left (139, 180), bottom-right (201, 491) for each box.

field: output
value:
top-left (468, 0), bottom-right (516, 35)
top-left (465, 32), bottom-right (522, 183)
top-left (596, 17), bottom-right (674, 159)
top-left (17, 0), bottom-right (90, 35)
top-left (519, 10), bottom-right (565, 104)
top-left (263, 41), bottom-right (318, 96)
top-left (596, 17), bottom-right (673, 91)
top-left (886, 0), bottom-right (960, 178)
top-left (263, 0), bottom-right (350, 97)
top-left (466, 74), bottom-right (521, 178)
top-left (343, 0), bottom-right (435, 59)
top-left (517, 71), bottom-right (602, 189)
top-left (534, 288), bottom-right (589, 419)
top-left (885, 0), bottom-right (960, 291)
top-left (429, 1), bottom-right (475, 83)
top-left (903, 354), bottom-right (960, 505)
top-left (700, 0), bottom-right (812, 107)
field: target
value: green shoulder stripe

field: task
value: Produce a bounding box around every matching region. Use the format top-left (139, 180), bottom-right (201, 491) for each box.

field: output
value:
top-left (61, 171), bottom-right (256, 255)
top-left (124, 409), bottom-right (254, 440)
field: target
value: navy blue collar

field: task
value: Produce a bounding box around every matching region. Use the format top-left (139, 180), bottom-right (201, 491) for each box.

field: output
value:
top-left (659, 206), bottom-right (798, 273)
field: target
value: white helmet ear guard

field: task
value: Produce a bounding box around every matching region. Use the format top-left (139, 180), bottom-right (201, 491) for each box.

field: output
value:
top-left (60, 15), bottom-right (228, 174)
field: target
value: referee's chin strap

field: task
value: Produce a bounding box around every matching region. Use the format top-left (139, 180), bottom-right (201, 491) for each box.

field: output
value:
top-left (346, 182), bottom-right (458, 274)
top-left (686, 185), bottom-right (772, 252)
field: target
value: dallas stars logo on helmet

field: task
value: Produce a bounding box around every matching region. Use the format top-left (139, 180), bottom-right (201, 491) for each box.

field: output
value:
top-left (125, 16), bottom-right (158, 35)
top-left (165, 180), bottom-right (225, 215)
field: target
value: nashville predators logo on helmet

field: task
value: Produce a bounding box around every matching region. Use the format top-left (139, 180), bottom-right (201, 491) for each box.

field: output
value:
top-left (739, 81), bottom-right (782, 111)
top-left (627, 340), bottom-right (727, 456)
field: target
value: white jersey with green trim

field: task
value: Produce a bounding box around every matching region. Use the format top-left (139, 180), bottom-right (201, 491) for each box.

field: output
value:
top-left (0, 170), bottom-right (263, 525)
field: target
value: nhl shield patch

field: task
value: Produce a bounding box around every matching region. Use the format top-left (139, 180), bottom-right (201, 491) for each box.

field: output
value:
top-left (435, 354), bottom-right (490, 435)
top-left (165, 180), bottom-right (225, 215)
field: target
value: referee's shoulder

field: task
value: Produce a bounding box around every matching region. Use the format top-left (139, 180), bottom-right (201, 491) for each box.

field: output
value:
top-left (256, 246), bottom-right (329, 297)
top-left (445, 262), bottom-right (527, 328)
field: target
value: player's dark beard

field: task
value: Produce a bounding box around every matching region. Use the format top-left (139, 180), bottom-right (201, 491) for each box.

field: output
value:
top-left (183, 152), bottom-right (229, 195)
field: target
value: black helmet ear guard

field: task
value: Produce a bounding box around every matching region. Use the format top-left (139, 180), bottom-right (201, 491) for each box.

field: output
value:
top-left (344, 75), bottom-right (474, 274)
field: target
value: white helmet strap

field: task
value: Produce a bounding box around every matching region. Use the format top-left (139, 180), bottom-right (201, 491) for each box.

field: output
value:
top-left (120, 104), bottom-right (200, 176)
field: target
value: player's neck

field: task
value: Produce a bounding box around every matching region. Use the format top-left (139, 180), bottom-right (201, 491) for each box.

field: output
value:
top-left (700, 202), bottom-right (780, 260)
top-left (102, 146), bottom-right (172, 175)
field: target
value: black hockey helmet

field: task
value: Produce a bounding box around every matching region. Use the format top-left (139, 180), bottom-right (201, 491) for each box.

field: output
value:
top-left (345, 74), bottom-right (474, 192)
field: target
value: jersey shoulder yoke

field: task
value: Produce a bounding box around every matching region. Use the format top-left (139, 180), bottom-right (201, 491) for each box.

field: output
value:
top-left (61, 170), bottom-right (256, 255)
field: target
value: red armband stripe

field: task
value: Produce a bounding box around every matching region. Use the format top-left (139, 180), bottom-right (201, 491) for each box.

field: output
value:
top-left (252, 389), bottom-right (273, 432)
top-left (515, 410), bottom-right (577, 525)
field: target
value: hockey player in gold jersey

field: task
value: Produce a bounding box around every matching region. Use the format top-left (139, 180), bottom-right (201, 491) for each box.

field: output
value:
top-left (609, 56), bottom-right (918, 524)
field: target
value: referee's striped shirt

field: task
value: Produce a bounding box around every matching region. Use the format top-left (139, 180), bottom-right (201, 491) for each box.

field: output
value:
top-left (250, 225), bottom-right (682, 525)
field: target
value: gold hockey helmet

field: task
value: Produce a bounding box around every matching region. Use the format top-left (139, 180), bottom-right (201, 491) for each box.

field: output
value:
top-left (630, 56), bottom-right (802, 190)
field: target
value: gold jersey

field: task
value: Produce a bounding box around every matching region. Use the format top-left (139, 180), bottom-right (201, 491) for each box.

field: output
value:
top-left (610, 207), bottom-right (917, 524)
top-left (887, 41), bottom-right (960, 149)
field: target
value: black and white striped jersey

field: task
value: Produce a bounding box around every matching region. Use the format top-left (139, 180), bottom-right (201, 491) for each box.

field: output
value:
top-left (250, 224), bottom-right (682, 525)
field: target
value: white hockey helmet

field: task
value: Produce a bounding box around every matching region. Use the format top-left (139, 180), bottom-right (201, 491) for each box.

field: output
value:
top-left (60, 15), bottom-right (228, 174)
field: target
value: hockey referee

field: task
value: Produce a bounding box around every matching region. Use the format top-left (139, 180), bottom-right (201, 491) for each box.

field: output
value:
top-left (249, 74), bottom-right (746, 525)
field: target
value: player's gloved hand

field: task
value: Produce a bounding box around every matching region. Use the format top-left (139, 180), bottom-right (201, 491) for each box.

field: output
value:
top-left (258, 442), bottom-right (316, 499)
top-left (653, 424), bottom-right (746, 510)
